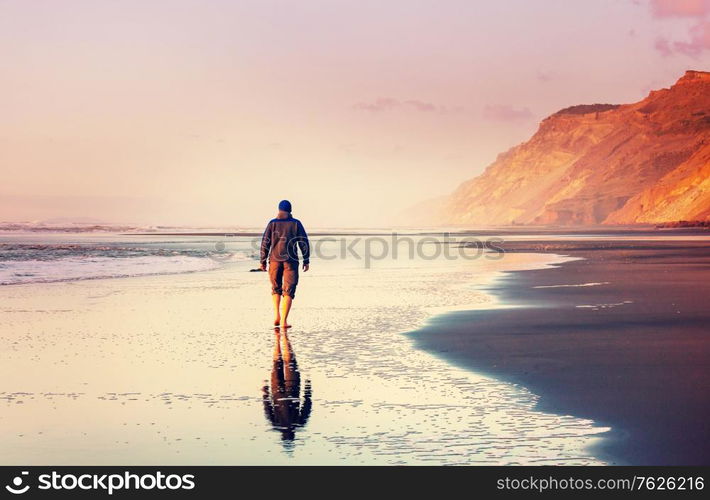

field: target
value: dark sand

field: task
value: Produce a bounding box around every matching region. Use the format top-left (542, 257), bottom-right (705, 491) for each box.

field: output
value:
top-left (408, 239), bottom-right (710, 465)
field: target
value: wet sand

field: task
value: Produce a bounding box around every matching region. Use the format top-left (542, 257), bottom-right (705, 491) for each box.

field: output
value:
top-left (0, 241), bottom-right (608, 465)
top-left (408, 240), bottom-right (710, 465)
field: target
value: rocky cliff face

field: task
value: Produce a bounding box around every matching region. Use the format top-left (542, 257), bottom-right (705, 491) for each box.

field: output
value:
top-left (439, 70), bottom-right (710, 226)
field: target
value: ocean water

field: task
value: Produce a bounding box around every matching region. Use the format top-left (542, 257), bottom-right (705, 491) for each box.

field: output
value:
top-left (0, 230), bottom-right (611, 465)
top-left (0, 233), bottom-right (256, 285)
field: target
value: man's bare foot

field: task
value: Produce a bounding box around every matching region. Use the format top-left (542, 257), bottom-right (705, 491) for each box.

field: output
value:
top-left (274, 318), bottom-right (281, 326)
top-left (280, 322), bottom-right (291, 329)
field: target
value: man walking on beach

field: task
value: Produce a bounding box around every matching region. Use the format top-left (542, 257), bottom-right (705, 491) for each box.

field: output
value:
top-left (260, 200), bottom-right (310, 328)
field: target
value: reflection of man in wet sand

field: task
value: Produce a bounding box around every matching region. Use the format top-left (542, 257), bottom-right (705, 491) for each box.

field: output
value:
top-left (262, 328), bottom-right (312, 447)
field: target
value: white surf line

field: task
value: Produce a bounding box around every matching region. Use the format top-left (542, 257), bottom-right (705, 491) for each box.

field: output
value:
top-left (576, 300), bottom-right (634, 310)
top-left (533, 281), bottom-right (610, 289)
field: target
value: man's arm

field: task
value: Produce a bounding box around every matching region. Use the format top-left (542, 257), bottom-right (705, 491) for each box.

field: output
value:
top-left (260, 222), bottom-right (272, 270)
top-left (296, 220), bottom-right (310, 269)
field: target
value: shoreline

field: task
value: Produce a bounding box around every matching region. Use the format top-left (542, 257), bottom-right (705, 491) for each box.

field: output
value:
top-left (407, 240), bottom-right (710, 465)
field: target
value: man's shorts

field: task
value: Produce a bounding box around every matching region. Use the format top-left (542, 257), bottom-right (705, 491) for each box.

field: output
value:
top-left (268, 260), bottom-right (299, 298)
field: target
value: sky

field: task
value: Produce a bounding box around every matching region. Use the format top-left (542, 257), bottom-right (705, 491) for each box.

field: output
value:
top-left (1, 0), bottom-right (709, 227)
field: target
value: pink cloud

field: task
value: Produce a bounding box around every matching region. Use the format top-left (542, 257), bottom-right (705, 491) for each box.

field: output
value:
top-left (353, 98), bottom-right (457, 113)
top-left (654, 36), bottom-right (673, 56)
top-left (352, 98), bottom-right (400, 112)
top-left (655, 20), bottom-right (710, 57)
top-left (482, 104), bottom-right (533, 122)
top-left (674, 20), bottom-right (710, 55)
top-left (650, 0), bottom-right (709, 18)
top-left (403, 100), bottom-right (437, 112)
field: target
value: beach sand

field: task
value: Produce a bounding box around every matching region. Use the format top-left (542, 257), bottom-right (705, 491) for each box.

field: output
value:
top-left (0, 240), bottom-right (608, 465)
top-left (408, 240), bottom-right (710, 465)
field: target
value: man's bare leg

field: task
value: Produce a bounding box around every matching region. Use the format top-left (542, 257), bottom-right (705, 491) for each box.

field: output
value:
top-left (272, 294), bottom-right (281, 326)
top-left (280, 295), bottom-right (293, 328)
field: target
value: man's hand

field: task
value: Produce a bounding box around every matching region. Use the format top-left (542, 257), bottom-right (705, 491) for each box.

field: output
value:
top-left (303, 263), bottom-right (309, 272)
top-left (259, 263), bottom-right (267, 272)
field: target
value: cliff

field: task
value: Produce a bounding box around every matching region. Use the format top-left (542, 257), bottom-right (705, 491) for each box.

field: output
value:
top-left (438, 70), bottom-right (710, 226)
